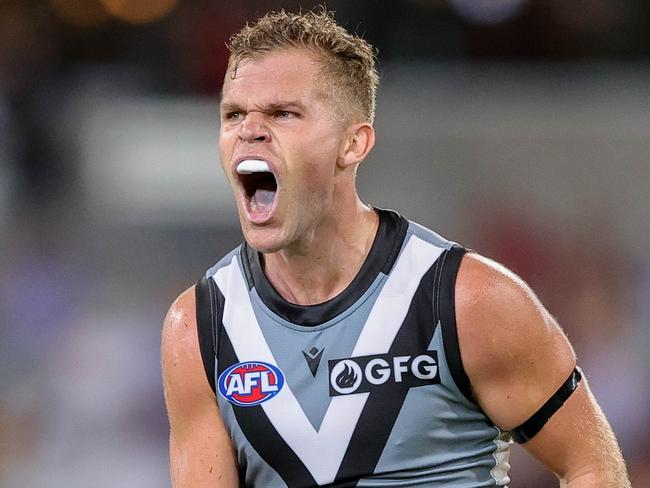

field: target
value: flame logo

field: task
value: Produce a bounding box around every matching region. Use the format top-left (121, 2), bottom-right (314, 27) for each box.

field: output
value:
top-left (335, 362), bottom-right (358, 389)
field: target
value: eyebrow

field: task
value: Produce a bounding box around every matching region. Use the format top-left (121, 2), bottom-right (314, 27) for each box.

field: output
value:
top-left (267, 100), bottom-right (307, 111)
top-left (220, 100), bottom-right (308, 113)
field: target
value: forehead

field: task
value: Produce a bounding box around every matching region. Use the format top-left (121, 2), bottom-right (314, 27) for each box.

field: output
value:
top-left (222, 49), bottom-right (325, 105)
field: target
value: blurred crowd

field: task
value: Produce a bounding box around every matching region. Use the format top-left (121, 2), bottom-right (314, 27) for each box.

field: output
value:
top-left (1, 1), bottom-right (649, 486)
top-left (3, 0), bottom-right (650, 208)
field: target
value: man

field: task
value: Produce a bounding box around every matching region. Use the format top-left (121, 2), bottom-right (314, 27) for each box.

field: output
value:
top-left (162, 9), bottom-right (630, 488)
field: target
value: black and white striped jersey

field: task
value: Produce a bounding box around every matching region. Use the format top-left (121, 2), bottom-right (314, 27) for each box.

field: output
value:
top-left (195, 208), bottom-right (511, 487)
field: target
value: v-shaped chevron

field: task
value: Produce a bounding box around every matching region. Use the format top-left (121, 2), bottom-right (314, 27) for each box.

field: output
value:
top-left (214, 236), bottom-right (443, 485)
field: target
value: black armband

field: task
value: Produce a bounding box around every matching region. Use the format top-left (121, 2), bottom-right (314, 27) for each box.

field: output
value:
top-left (510, 367), bottom-right (582, 444)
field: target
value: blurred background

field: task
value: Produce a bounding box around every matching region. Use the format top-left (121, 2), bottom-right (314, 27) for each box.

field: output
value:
top-left (1, 0), bottom-right (648, 486)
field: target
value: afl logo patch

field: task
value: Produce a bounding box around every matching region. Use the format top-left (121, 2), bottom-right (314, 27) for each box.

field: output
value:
top-left (218, 361), bottom-right (284, 407)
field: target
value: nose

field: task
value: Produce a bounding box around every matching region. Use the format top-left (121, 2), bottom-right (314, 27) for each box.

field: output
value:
top-left (239, 112), bottom-right (269, 143)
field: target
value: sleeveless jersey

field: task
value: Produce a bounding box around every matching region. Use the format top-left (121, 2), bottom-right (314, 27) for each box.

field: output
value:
top-left (195, 209), bottom-right (512, 487)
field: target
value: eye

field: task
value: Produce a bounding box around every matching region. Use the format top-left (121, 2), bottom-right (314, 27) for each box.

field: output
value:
top-left (274, 110), bottom-right (295, 119)
top-left (224, 111), bottom-right (243, 121)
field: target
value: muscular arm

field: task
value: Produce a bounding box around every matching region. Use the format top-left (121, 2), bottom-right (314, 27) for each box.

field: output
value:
top-left (455, 253), bottom-right (629, 487)
top-left (162, 287), bottom-right (239, 487)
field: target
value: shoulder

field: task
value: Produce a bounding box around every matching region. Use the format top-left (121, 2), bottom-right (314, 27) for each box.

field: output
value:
top-left (454, 252), bottom-right (576, 429)
top-left (162, 286), bottom-right (197, 360)
top-left (455, 252), bottom-right (542, 338)
top-left (163, 286), bottom-right (241, 485)
top-left (162, 285), bottom-right (214, 403)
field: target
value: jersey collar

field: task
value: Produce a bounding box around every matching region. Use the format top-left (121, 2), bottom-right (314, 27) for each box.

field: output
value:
top-left (241, 208), bottom-right (409, 326)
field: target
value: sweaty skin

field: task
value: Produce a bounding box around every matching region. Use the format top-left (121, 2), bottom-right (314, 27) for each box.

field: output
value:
top-left (162, 289), bottom-right (239, 487)
top-left (162, 47), bottom-right (631, 487)
top-left (456, 254), bottom-right (629, 487)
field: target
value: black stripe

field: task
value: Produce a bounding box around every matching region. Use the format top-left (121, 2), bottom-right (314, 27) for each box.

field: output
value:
top-left (214, 285), bottom-right (246, 488)
top-left (334, 262), bottom-right (439, 484)
top-left (215, 285), bottom-right (225, 364)
top-left (511, 367), bottom-right (583, 443)
top-left (217, 328), bottom-right (318, 488)
top-left (239, 245), bottom-right (255, 290)
top-left (195, 276), bottom-right (217, 394)
top-left (377, 208), bottom-right (409, 275)
top-left (435, 246), bottom-right (474, 403)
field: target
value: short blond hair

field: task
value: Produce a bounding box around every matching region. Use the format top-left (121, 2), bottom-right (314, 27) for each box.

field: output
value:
top-left (227, 8), bottom-right (379, 123)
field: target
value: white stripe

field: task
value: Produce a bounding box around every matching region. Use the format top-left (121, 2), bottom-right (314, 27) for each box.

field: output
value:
top-left (352, 237), bottom-right (443, 356)
top-left (490, 431), bottom-right (512, 485)
top-left (214, 236), bottom-right (443, 485)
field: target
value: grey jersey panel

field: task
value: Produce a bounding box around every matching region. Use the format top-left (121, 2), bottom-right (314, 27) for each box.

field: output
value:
top-left (365, 325), bottom-right (509, 487)
top-left (249, 273), bottom-right (389, 431)
top-left (407, 221), bottom-right (456, 251)
top-left (203, 211), bottom-right (511, 487)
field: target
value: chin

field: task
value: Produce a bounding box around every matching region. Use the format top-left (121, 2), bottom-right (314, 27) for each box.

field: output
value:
top-left (241, 225), bottom-right (287, 254)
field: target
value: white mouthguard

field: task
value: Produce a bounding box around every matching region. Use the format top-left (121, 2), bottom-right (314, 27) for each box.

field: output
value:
top-left (236, 159), bottom-right (270, 174)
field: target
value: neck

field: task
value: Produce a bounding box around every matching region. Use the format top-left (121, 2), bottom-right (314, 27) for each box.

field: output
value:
top-left (262, 200), bottom-right (379, 305)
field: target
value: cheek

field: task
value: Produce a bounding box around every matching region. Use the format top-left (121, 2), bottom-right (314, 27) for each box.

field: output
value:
top-left (219, 126), bottom-right (238, 154)
top-left (298, 145), bottom-right (339, 199)
top-left (294, 166), bottom-right (336, 209)
top-left (277, 124), bottom-right (342, 199)
top-left (298, 130), bottom-right (341, 176)
top-left (219, 133), bottom-right (235, 173)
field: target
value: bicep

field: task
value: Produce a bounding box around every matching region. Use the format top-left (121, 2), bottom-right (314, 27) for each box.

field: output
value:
top-left (162, 287), bottom-right (239, 488)
top-left (456, 254), bottom-right (576, 431)
top-left (456, 253), bottom-right (628, 484)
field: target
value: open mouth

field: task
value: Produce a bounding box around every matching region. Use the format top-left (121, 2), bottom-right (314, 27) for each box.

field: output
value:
top-left (237, 160), bottom-right (278, 220)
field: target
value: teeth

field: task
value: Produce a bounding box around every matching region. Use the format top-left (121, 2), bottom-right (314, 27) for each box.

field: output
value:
top-left (237, 159), bottom-right (270, 174)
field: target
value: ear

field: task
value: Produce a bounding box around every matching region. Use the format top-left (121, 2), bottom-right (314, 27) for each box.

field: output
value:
top-left (337, 123), bottom-right (376, 170)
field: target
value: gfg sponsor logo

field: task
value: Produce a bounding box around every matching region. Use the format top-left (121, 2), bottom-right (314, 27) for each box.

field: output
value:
top-left (328, 352), bottom-right (440, 396)
top-left (218, 361), bottom-right (284, 406)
